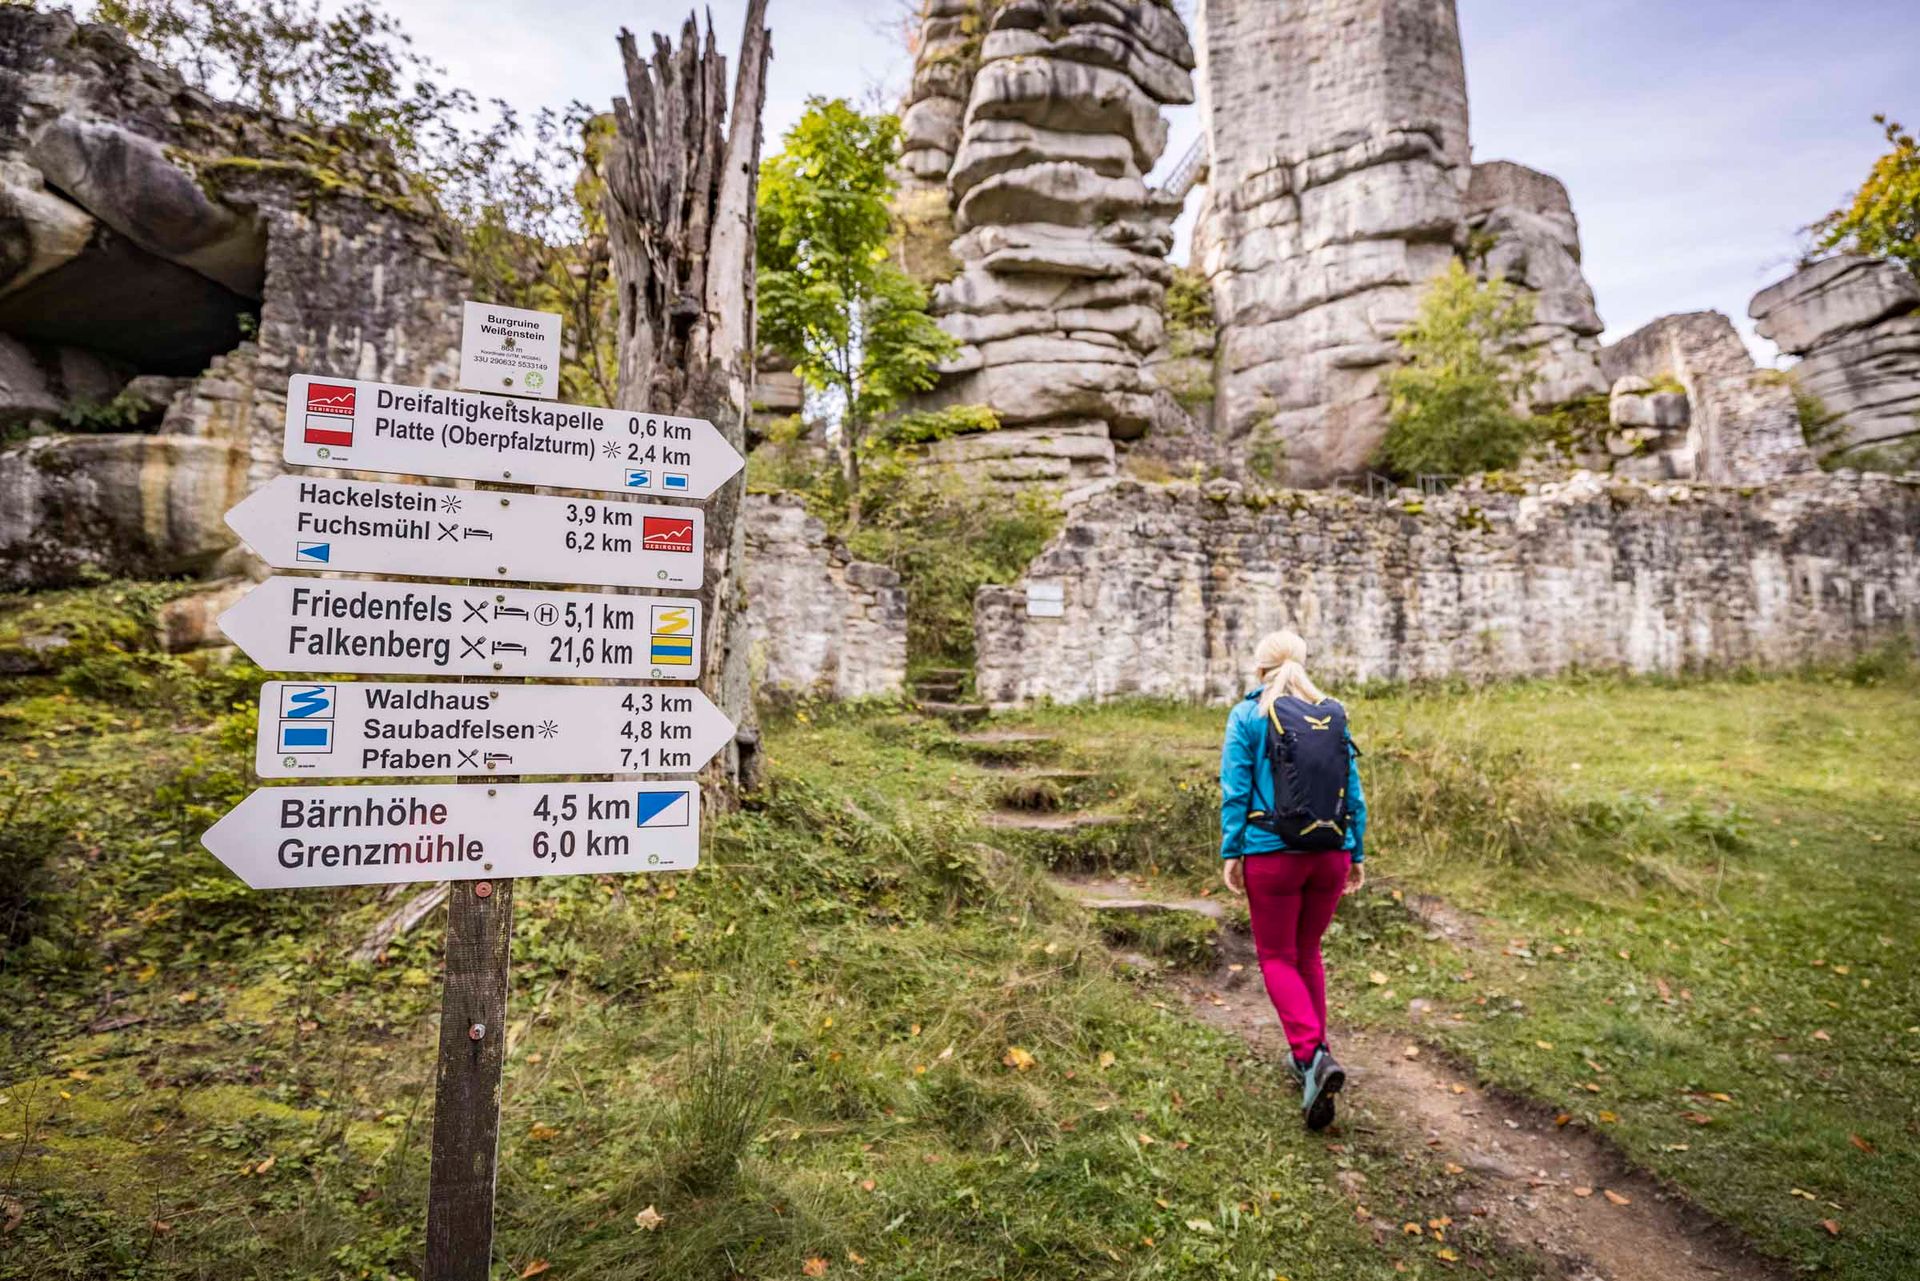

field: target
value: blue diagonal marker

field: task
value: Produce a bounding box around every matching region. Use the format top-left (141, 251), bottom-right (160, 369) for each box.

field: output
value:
top-left (634, 790), bottom-right (689, 827)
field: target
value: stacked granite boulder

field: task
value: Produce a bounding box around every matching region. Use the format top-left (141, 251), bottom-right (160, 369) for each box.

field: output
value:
top-left (917, 0), bottom-right (1195, 464)
top-left (1750, 255), bottom-right (1920, 465)
top-left (1464, 161), bottom-right (1607, 407)
top-left (897, 1), bottom-right (983, 187)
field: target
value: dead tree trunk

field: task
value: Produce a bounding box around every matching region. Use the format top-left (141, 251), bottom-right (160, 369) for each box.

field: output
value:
top-left (605, 2), bottom-right (770, 797)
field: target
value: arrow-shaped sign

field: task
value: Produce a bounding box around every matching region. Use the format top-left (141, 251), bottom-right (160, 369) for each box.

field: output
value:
top-left (201, 781), bottom-right (701, 889)
top-left (256, 680), bottom-right (735, 778)
top-left (220, 577), bottom-right (702, 680)
top-left (226, 476), bottom-right (704, 590)
top-left (283, 374), bottom-right (744, 499)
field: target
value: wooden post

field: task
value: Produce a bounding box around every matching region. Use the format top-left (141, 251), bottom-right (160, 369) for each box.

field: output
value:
top-left (424, 873), bottom-right (515, 1280)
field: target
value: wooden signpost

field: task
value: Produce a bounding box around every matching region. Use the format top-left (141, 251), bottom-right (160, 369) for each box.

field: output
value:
top-left (205, 305), bottom-right (743, 1278)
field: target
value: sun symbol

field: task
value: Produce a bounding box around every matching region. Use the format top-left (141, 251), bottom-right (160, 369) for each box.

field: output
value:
top-left (536, 719), bottom-right (559, 739)
top-left (441, 494), bottom-right (463, 513)
top-left (601, 441), bottom-right (622, 458)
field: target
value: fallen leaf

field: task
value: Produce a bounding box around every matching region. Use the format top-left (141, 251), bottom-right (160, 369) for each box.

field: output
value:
top-left (1436, 1248), bottom-right (1459, 1262)
top-left (1820, 1219), bottom-right (1841, 1236)
top-left (1402, 1222), bottom-right (1424, 1235)
top-left (803, 1257), bottom-right (829, 1277)
top-left (519, 1262), bottom-right (552, 1278)
top-left (1572, 1186), bottom-right (1593, 1198)
top-left (1708, 1092), bottom-right (1734, 1104)
top-left (254, 1154), bottom-right (277, 1174)
top-left (1136, 1132), bottom-right (1157, 1146)
top-left (1, 1196), bottom-right (22, 1233)
top-left (1535, 1040), bottom-right (1554, 1050)
top-left (1098, 1051), bottom-right (1116, 1070)
top-left (1553, 1113), bottom-right (1571, 1127)
top-left (1680, 1111), bottom-right (1714, 1125)
top-left (1603, 1190), bottom-right (1630, 1206)
top-left (1655, 977), bottom-right (1672, 1000)
top-left (1403, 1044), bottom-right (1420, 1060)
top-left (1184, 1218), bottom-right (1214, 1233)
top-left (528, 1123), bottom-right (561, 1141)
top-left (1789, 1188), bottom-right (1817, 1201)
top-left (1849, 1134), bottom-right (1877, 1155)
top-left (634, 1205), bottom-right (664, 1231)
top-left (1812, 1030), bottom-right (1831, 1042)
top-left (860, 1179), bottom-right (876, 1192)
top-left (1002, 1046), bottom-right (1035, 1071)
top-left (1369, 970), bottom-right (1390, 986)
top-left (846, 1249), bottom-right (867, 1264)
top-left (1449, 1083), bottom-right (1467, 1095)
top-left (148, 1219), bottom-right (171, 1235)
top-left (1597, 1111), bottom-right (1617, 1124)
top-left (1443, 1162), bottom-right (1465, 1175)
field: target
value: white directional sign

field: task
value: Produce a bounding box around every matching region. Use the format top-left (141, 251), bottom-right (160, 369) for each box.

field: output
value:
top-left (202, 781), bottom-right (701, 889)
top-left (284, 374), bottom-right (744, 499)
top-left (221, 577), bottom-right (702, 680)
top-left (255, 680), bottom-right (735, 779)
top-left (226, 476), bottom-right (703, 590)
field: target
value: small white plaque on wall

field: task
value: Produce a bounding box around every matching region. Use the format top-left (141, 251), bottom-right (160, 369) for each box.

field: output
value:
top-left (1026, 581), bottom-right (1065, 618)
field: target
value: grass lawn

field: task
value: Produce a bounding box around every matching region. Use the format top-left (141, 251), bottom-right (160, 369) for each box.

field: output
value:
top-left (0, 584), bottom-right (1519, 1280)
top-left (990, 660), bottom-right (1920, 1279)
top-left (1, 581), bottom-right (1913, 1278)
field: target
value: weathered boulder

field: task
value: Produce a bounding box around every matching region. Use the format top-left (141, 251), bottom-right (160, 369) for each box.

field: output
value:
top-left (975, 472), bottom-right (1920, 704)
top-left (1605, 376), bottom-right (1692, 479)
top-left (896, 0), bottom-right (985, 187)
top-left (0, 433), bottom-right (251, 586)
top-left (1750, 255), bottom-right (1920, 461)
top-left (1599, 311), bottom-right (1813, 483)
top-left (1192, 0), bottom-right (1472, 485)
top-left (918, 420), bottom-right (1117, 486)
top-left (1465, 160), bottom-right (1606, 406)
top-left (0, 7), bottom-right (467, 584)
top-left (28, 117), bottom-right (267, 297)
top-left (743, 493), bottom-right (907, 700)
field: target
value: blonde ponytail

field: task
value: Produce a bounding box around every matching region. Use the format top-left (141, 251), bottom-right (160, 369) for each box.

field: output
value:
top-left (1253, 629), bottom-right (1326, 718)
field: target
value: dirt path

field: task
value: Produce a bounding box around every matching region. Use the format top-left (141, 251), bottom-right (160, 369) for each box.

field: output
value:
top-left (1054, 874), bottom-right (1785, 1281)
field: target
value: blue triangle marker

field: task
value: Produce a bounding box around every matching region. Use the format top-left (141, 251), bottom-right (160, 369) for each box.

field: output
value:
top-left (634, 790), bottom-right (688, 827)
top-left (296, 541), bottom-right (331, 563)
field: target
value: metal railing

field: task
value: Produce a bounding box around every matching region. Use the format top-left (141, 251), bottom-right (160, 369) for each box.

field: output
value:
top-left (1156, 135), bottom-right (1210, 202)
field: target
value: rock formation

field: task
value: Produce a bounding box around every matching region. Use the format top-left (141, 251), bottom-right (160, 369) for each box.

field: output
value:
top-left (1599, 312), bottom-right (1813, 484)
top-left (1465, 161), bottom-right (1606, 407)
top-left (897, 1), bottom-right (983, 187)
top-left (0, 8), bottom-right (465, 587)
top-left (975, 472), bottom-right (1920, 704)
top-left (915, 0), bottom-right (1195, 465)
top-left (1190, 0), bottom-right (1471, 486)
top-left (744, 493), bottom-right (907, 699)
top-left (1750, 255), bottom-right (1920, 465)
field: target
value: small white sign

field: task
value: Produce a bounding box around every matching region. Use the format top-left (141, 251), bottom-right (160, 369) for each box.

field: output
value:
top-left (226, 476), bottom-right (703, 590)
top-left (459, 301), bottom-right (561, 399)
top-left (282, 374), bottom-right (744, 500)
top-left (1026, 581), bottom-right (1065, 618)
top-left (255, 680), bottom-right (735, 779)
top-left (202, 781), bottom-right (700, 889)
top-left (220, 577), bottom-right (702, 680)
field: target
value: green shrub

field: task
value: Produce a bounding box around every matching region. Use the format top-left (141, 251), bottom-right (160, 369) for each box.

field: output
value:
top-left (1378, 260), bottom-right (1538, 477)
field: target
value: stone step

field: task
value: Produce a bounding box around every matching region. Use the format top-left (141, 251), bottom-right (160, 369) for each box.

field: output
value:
top-left (979, 810), bottom-right (1125, 833)
top-left (1050, 875), bottom-right (1225, 920)
top-left (912, 679), bottom-right (965, 700)
top-left (918, 700), bottom-right (990, 727)
top-left (947, 729), bottom-right (1063, 766)
top-left (917, 666), bottom-right (970, 683)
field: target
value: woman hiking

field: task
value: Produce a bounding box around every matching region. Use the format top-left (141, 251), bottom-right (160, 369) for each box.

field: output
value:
top-left (1219, 630), bottom-right (1367, 1131)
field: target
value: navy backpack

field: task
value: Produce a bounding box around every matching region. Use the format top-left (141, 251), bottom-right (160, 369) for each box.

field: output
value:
top-left (1247, 696), bottom-right (1354, 851)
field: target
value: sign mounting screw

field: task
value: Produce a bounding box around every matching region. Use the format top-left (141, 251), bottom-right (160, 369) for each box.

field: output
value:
top-left (468, 1023), bottom-right (486, 1042)
top-left (474, 881), bottom-right (493, 899)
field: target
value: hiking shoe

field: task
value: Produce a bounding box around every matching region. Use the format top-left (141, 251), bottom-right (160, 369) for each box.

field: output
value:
top-left (1301, 1045), bottom-right (1346, 1132)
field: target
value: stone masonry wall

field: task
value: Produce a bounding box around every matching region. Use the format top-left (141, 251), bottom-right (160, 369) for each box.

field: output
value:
top-left (975, 473), bottom-right (1920, 705)
top-left (744, 493), bottom-right (907, 700)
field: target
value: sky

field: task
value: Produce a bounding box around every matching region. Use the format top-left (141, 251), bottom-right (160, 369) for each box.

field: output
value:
top-left (345, 0), bottom-right (1908, 358)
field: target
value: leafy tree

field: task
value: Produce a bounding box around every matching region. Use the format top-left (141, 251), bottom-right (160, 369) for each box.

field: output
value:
top-left (757, 98), bottom-right (956, 521)
top-left (1812, 115), bottom-right (1920, 274)
top-left (1378, 260), bottom-right (1538, 478)
top-left (94, 0), bottom-right (617, 403)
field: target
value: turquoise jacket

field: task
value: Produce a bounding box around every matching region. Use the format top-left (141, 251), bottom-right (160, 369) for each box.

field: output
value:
top-left (1219, 688), bottom-right (1366, 862)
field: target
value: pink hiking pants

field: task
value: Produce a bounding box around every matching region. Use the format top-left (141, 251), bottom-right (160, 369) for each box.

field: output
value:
top-left (1241, 850), bottom-right (1352, 1060)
